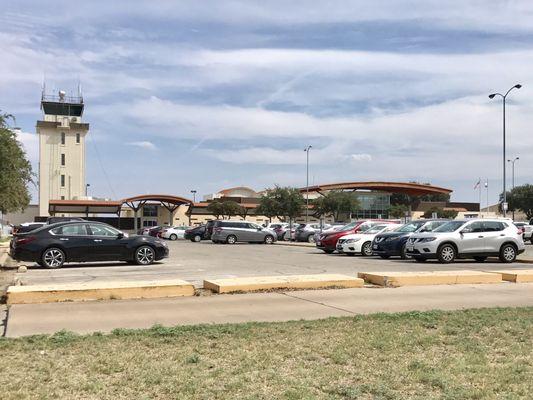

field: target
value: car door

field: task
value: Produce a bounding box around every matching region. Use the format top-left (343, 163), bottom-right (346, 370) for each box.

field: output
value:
top-left (87, 224), bottom-right (125, 261)
top-left (457, 221), bottom-right (485, 254)
top-left (49, 223), bottom-right (91, 262)
top-left (482, 221), bottom-right (507, 253)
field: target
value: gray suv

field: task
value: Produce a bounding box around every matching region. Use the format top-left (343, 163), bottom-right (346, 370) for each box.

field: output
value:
top-left (211, 221), bottom-right (276, 244)
top-left (405, 219), bottom-right (525, 263)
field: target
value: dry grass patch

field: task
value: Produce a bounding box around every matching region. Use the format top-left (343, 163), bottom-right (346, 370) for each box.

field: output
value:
top-left (0, 307), bottom-right (532, 399)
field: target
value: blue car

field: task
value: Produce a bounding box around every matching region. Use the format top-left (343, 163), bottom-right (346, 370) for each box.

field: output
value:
top-left (372, 219), bottom-right (449, 259)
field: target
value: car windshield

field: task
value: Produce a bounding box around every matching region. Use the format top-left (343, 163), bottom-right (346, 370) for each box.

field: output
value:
top-left (433, 221), bottom-right (466, 232)
top-left (365, 225), bottom-right (387, 234)
top-left (397, 222), bottom-right (423, 233)
top-left (340, 221), bottom-right (359, 231)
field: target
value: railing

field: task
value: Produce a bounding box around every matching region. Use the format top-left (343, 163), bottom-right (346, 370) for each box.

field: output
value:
top-left (41, 93), bottom-right (83, 103)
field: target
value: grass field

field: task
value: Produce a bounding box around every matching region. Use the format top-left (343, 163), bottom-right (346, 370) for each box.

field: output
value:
top-left (1, 307), bottom-right (532, 399)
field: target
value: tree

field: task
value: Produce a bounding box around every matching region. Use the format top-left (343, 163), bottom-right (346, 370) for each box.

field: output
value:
top-left (503, 185), bottom-right (533, 219)
top-left (237, 204), bottom-right (250, 220)
top-left (206, 201), bottom-right (224, 219)
top-left (0, 112), bottom-right (33, 215)
top-left (312, 190), bottom-right (360, 221)
top-left (389, 204), bottom-right (409, 218)
top-left (256, 192), bottom-right (279, 223)
top-left (259, 186), bottom-right (304, 224)
top-left (221, 201), bottom-right (242, 219)
top-left (422, 207), bottom-right (458, 219)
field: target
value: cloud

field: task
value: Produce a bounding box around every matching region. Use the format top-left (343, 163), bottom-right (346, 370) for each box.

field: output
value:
top-left (126, 141), bottom-right (157, 150)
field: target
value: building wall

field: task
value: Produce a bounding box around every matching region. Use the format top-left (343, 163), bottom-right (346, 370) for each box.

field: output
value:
top-left (38, 119), bottom-right (88, 216)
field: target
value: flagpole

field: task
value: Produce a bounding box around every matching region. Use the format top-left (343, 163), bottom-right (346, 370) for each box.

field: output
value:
top-left (485, 179), bottom-right (489, 216)
top-left (478, 177), bottom-right (481, 217)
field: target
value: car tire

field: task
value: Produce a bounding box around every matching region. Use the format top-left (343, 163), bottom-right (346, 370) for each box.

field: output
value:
top-left (264, 235), bottom-right (274, 244)
top-left (323, 249), bottom-right (334, 254)
top-left (41, 247), bottom-right (66, 269)
top-left (307, 235), bottom-right (315, 243)
top-left (474, 256), bottom-right (487, 263)
top-left (361, 241), bottom-right (373, 256)
top-left (499, 244), bottom-right (517, 263)
top-left (193, 235), bottom-right (202, 242)
top-left (437, 244), bottom-right (456, 264)
top-left (170, 234), bottom-right (177, 241)
top-left (379, 255), bottom-right (390, 259)
top-left (400, 244), bottom-right (410, 260)
top-left (135, 245), bottom-right (155, 265)
top-left (414, 257), bottom-right (427, 262)
top-left (226, 235), bottom-right (237, 244)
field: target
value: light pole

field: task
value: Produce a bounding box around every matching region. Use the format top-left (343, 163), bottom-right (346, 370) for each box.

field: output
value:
top-left (304, 145), bottom-right (312, 222)
top-left (85, 183), bottom-right (90, 197)
top-left (190, 190), bottom-right (197, 203)
top-left (508, 157), bottom-right (519, 220)
top-left (489, 84), bottom-right (521, 217)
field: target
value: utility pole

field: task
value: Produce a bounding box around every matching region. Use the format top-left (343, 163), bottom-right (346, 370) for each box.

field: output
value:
top-left (508, 157), bottom-right (519, 220)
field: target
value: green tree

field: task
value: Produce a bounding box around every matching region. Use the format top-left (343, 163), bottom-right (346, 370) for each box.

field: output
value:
top-left (389, 204), bottom-right (409, 219)
top-left (422, 207), bottom-right (458, 219)
top-left (312, 190), bottom-right (360, 221)
top-left (206, 201), bottom-right (224, 219)
top-left (221, 201), bottom-right (242, 219)
top-left (256, 192), bottom-right (279, 223)
top-left (0, 113), bottom-right (33, 215)
top-left (503, 185), bottom-right (533, 219)
top-left (260, 186), bottom-right (304, 225)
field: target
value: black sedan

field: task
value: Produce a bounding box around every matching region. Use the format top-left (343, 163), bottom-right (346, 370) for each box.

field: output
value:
top-left (10, 221), bottom-right (169, 268)
top-left (184, 225), bottom-right (207, 242)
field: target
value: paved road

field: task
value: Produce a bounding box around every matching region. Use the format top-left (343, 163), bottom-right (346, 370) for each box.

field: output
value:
top-left (13, 240), bottom-right (533, 288)
top-left (6, 283), bottom-right (533, 337)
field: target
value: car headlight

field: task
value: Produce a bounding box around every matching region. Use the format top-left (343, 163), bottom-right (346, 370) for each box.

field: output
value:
top-left (345, 238), bottom-right (360, 244)
top-left (419, 237), bottom-right (436, 243)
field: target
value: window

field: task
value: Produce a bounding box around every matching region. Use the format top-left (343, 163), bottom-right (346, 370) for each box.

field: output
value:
top-left (143, 205), bottom-right (158, 217)
top-left (142, 220), bottom-right (158, 227)
top-left (76, 133), bottom-right (80, 144)
top-left (61, 196), bottom-right (65, 200)
top-left (88, 224), bottom-right (120, 237)
top-left (61, 153), bottom-right (65, 166)
top-left (51, 224), bottom-right (88, 236)
top-left (61, 132), bottom-right (65, 145)
top-left (60, 174), bottom-right (65, 187)
top-left (483, 221), bottom-right (505, 232)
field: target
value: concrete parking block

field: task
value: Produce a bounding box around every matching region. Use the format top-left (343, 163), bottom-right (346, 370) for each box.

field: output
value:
top-left (203, 274), bottom-right (364, 293)
top-left (490, 269), bottom-right (533, 283)
top-left (6, 279), bottom-right (195, 304)
top-left (357, 270), bottom-right (503, 287)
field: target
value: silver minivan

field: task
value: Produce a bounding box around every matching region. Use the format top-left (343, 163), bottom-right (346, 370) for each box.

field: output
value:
top-left (211, 221), bottom-right (276, 244)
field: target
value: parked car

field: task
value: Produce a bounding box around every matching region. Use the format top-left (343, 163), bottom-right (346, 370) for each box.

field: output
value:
top-left (205, 220), bottom-right (217, 239)
top-left (372, 219), bottom-right (449, 259)
top-left (337, 224), bottom-right (401, 256)
top-left (9, 221), bottom-right (168, 268)
top-left (184, 225), bottom-right (207, 242)
top-left (12, 222), bottom-right (46, 234)
top-left (149, 226), bottom-right (167, 237)
top-left (514, 222), bottom-right (533, 243)
top-left (211, 220), bottom-right (276, 244)
top-left (46, 216), bottom-right (85, 224)
top-left (139, 226), bottom-right (158, 236)
top-left (295, 223), bottom-right (331, 243)
top-left (315, 220), bottom-right (396, 254)
top-left (405, 219), bottom-right (525, 263)
top-left (271, 223), bottom-right (291, 240)
top-left (160, 226), bottom-right (189, 240)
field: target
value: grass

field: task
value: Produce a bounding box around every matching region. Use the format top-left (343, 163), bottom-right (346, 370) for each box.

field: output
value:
top-left (0, 307), bottom-right (532, 399)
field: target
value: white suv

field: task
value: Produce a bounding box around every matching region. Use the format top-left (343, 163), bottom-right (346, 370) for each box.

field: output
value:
top-left (405, 219), bottom-right (525, 263)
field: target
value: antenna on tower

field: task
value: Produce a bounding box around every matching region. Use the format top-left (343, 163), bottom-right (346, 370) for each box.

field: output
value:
top-left (77, 79), bottom-right (83, 102)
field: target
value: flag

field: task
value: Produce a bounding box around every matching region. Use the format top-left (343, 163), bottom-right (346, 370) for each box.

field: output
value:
top-left (474, 179), bottom-right (481, 189)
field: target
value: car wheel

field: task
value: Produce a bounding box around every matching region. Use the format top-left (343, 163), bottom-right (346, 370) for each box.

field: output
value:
top-left (264, 235), bottom-right (274, 244)
top-left (361, 241), bottom-right (373, 256)
top-left (414, 257), bottom-right (427, 263)
top-left (170, 234), bottom-right (178, 241)
top-left (323, 249), bottom-right (334, 254)
top-left (437, 244), bottom-right (456, 264)
top-left (474, 256), bottom-right (487, 263)
top-left (226, 235), bottom-right (237, 244)
top-left (379, 255), bottom-right (390, 259)
top-left (307, 235), bottom-right (315, 243)
top-left (400, 244), bottom-right (411, 260)
top-left (193, 235), bottom-right (201, 242)
top-left (499, 244), bottom-right (517, 263)
top-left (135, 245), bottom-right (155, 265)
top-left (42, 247), bottom-right (65, 269)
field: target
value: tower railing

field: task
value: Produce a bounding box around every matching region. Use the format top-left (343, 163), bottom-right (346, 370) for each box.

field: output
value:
top-left (41, 93), bottom-right (83, 103)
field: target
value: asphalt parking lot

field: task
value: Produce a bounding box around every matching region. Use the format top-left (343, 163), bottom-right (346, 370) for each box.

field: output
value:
top-left (15, 240), bottom-right (533, 288)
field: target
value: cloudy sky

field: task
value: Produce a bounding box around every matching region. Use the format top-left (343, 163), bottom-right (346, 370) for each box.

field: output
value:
top-left (2, 1), bottom-right (533, 204)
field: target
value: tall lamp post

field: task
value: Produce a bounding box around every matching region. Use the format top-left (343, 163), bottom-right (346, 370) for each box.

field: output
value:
top-left (85, 183), bottom-right (90, 197)
top-left (508, 157), bottom-right (519, 220)
top-left (190, 190), bottom-right (197, 203)
top-left (489, 84), bottom-right (522, 217)
top-left (304, 145), bottom-right (312, 222)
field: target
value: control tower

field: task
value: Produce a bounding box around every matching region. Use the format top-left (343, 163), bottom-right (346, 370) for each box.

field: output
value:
top-left (37, 88), bottom-right (89, 216)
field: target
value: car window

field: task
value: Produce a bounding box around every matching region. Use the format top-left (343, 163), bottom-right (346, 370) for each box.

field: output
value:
top-left (466, 222), bottom-right (484, 232)
top-left (51, 224), bottom-right (88, 236)
top-left (433, 221), bottom-right (467, 232)
top-left (88, 224), bottom-right (120, 237)
top-left (398, 222), bottom-right (423, 233)
top-left (483, 221), bottom-right (505, 232)
top-left (366, 225), bottom-right (387, 234)
top-left (422, 221), bottom-right (446, 232)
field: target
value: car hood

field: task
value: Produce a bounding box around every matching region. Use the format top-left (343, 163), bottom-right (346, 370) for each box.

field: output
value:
top-left (340, 233), bottom-right (375, 240)
top-left (374, 231), bottom-right (411, 239)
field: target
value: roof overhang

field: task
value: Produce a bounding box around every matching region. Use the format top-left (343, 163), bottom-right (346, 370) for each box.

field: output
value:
top-left (302, 181), bottom-right (452, 197)
top-left (49, 199), bottom-right (122, 215)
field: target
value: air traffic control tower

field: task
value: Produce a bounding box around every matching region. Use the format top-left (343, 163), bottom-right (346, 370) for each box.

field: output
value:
top-left (37, 89), bottom-right (89, 216)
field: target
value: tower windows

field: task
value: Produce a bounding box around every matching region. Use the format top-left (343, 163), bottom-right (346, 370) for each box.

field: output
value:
top-left (61, 132), bottom-right (65, 145)
top-left (61, 153), bottom-right (65, 166)
top-left (61, 174), bottom-right (65, 187)
top-left (76, 133), bottom-right (80, 144)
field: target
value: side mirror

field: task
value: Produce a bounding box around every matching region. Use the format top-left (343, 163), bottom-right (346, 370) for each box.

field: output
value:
top-left (460, 228), bottom-right (471, 234)
top-left (117, 232), bottom-right (124, 239)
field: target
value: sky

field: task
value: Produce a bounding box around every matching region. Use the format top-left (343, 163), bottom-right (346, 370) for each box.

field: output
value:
top-left (2, 0), bottom-right (533, 205)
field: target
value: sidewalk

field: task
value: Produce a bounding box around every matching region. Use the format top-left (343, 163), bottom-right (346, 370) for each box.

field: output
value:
top-left (5, 282), bottom-right (533, 337)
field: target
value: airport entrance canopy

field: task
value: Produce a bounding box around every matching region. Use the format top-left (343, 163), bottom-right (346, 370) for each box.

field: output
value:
top-left (302, 181), bottom-right (452, 197)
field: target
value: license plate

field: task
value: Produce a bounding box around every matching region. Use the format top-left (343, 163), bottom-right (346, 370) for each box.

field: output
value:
top-left (406, 245), bottom-right (414, 251)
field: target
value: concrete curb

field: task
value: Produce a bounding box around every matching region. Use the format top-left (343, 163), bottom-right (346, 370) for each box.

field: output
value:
top-left (204, 274), bottom-right (364, 293)
top-left (358, 270), bottom-right (503, 287)
top-left (274, 242), bottom-right (315, 248)
top-left (490, 269), bottom-right (533, 283)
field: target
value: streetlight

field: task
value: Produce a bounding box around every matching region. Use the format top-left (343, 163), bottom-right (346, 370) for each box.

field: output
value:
top-left (488, 83), bottom-right (522, 217)
top-left (85, 183), bottom-right (90, 197)
top-left (508, 157), bottom-right (519, 220)
top-left (190, 190), bottom-right (197, 203)
top-left (304, 146), bottom-right (312, 222)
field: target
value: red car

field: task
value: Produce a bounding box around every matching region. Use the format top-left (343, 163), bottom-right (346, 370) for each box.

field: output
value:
top-left (315, 220), bottom-right (398, 253)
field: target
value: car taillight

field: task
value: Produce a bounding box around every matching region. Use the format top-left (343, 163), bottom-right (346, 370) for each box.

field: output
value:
top-left (15, 236), bottom-right (36, 246)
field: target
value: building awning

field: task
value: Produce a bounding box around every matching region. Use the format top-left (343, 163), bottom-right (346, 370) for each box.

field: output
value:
top-left (49, 199), bottom-right (122, 215)
top-left (302, 181), bottom-right (452, 197)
